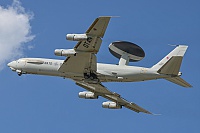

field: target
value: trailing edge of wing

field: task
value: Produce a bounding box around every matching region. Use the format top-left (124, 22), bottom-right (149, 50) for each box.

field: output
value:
top-left (76, 81), bottom-right (152, 114)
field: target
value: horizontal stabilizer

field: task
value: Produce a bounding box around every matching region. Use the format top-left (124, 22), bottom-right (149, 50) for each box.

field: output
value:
top-left (165, 77), bottom-right (192, 88)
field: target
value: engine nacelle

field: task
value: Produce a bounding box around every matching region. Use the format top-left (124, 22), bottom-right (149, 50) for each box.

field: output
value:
top-left (102, 101), bottom-right (122, 109)
top-left (54, 49), bottom-right (76, 56)
top-left (79, 91), bottom-right (98, 99)
top-left (66, 34), bottom-right (89, 41)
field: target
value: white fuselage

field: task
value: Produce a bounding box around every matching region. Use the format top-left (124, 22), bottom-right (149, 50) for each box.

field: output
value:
top-left (8, 58), bottom-right (170, 82)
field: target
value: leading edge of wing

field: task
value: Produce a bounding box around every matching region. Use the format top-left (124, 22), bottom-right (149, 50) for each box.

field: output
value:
top-left (76, 81), bottom-right (153, 114)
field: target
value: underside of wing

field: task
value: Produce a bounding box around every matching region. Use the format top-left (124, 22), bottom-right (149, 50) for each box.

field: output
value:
top-left (76, 81), bottom-right (152, 114)
top-left (58, 53), bottom-right (97, 74)
top-left (74, 16), bottom-right (111, 53)
top-left (58, 17), bottom-right (111, 74)
top-left (86, 16), bottom-right (111, 38)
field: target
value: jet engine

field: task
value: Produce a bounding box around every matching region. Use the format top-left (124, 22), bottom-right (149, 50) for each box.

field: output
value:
top-left (102, 101), bottom-right (122, 109)
top-left (54, 49), bottom-right (76, 56)
top-left (78, 91), bottom-right (98, 99)
top-left (109, 41), bottom-right (145, 62)
top-left (66, 34), bottom-right (89, 41)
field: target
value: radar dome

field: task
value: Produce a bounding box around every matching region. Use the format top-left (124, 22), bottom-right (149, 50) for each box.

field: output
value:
top-left (109, 41), bottom-right (145, 62)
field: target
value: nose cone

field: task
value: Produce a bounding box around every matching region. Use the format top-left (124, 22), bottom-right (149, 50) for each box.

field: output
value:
top-left (7, 61), bottom-right (16, 70)
top-left (7, 61), bottom-right (13, 67)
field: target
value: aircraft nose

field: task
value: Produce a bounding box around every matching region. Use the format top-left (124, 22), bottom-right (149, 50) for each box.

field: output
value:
top-left (7, 61), bottom-right (13, 67)
top-left (7, 61), bottom-right (16, 69)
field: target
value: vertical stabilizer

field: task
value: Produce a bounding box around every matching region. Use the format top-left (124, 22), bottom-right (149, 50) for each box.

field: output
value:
top-left (151, 45), bottom-right (188, 75)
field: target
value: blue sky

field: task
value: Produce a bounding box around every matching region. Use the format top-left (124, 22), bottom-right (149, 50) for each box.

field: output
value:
top-left (0, 0), bottom-right (199, 133)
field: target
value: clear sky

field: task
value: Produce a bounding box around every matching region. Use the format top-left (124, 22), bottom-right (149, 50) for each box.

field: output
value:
top-left (0, 0), bottom-right (199, 133)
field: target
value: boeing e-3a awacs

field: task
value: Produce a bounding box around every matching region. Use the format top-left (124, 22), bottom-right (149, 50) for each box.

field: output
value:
top-left (7, 16), bottom-right (192, 114)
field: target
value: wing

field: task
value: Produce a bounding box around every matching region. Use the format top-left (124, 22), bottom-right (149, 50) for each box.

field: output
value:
top-left (58, 16), bottom-right (111, 74)
top-left (76, 81), bottom-right (152, 114)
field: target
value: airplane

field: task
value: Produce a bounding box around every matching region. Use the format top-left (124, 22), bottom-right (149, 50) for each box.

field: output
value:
top-left (7, 16), bottom-right (192, 114)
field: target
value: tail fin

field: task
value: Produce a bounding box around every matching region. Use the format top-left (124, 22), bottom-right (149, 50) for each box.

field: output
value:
top-left (151, 45), bottom-right (192, 87)
top-left (152, 45), bottom-right (188, 75)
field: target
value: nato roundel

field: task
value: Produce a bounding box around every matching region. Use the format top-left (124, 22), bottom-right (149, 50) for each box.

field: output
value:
top-left (109, 41), bottom-right (145, 62)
